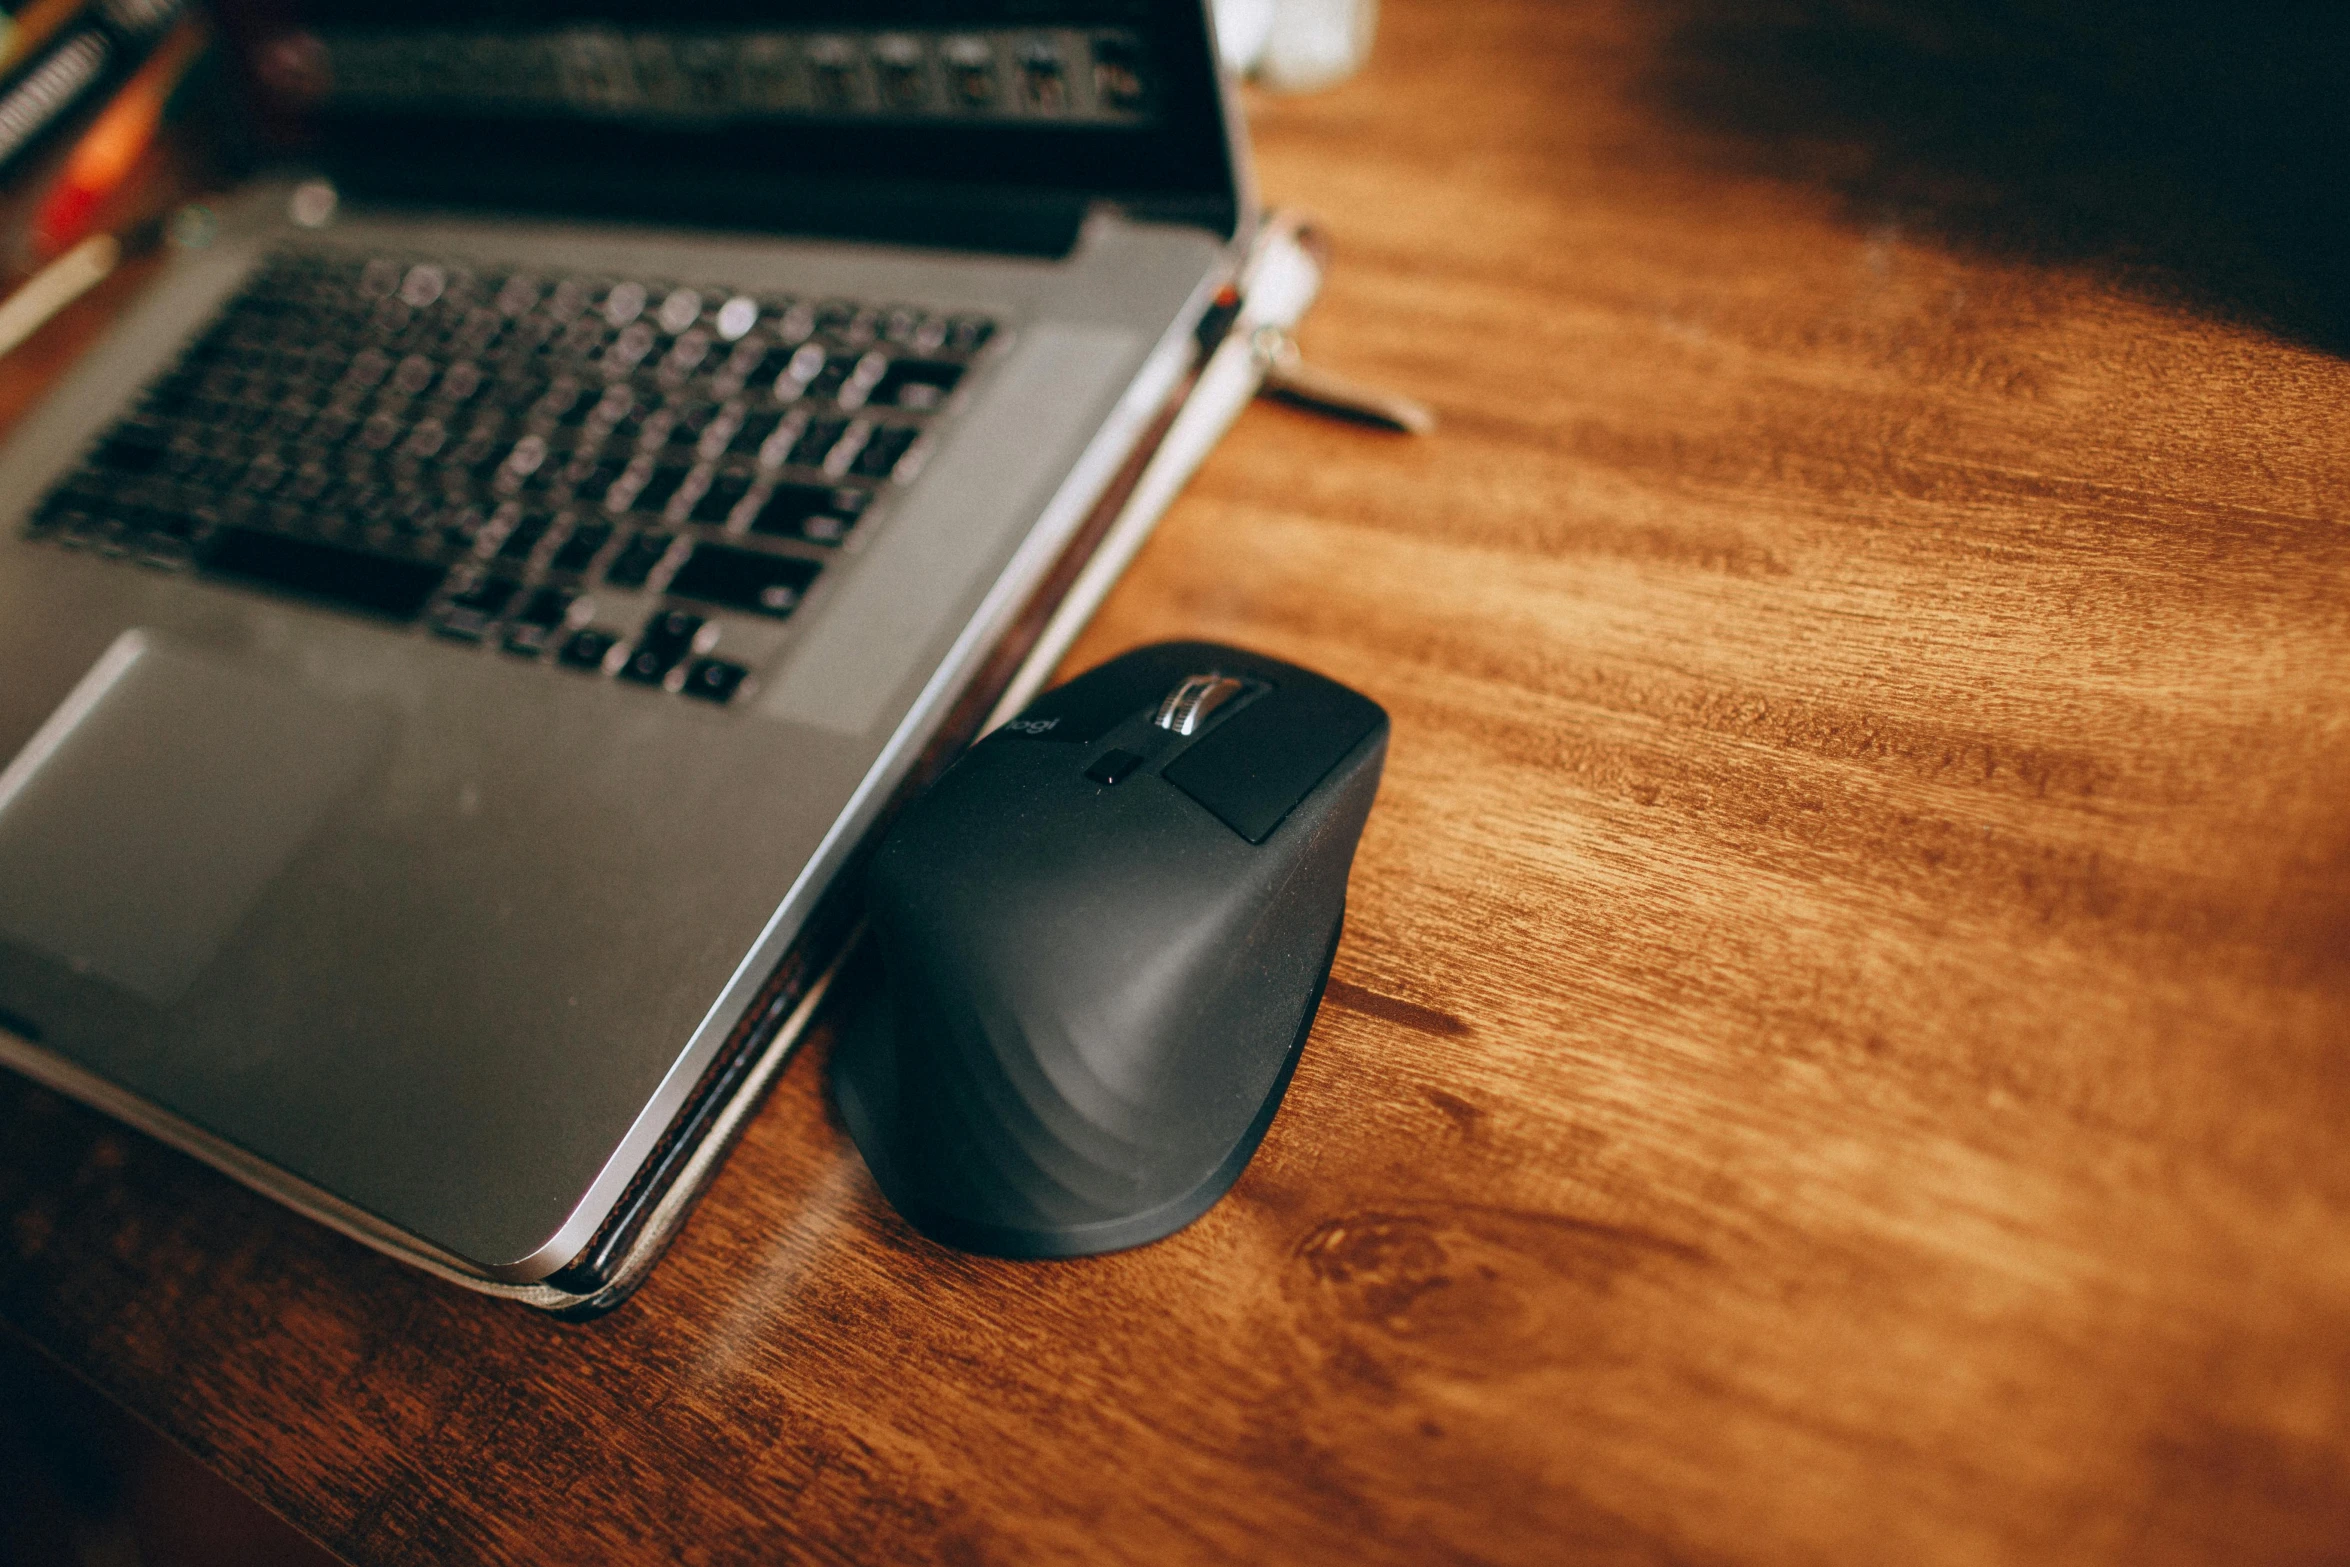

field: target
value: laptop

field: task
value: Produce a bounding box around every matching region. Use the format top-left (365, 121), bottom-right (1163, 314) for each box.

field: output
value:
top-left (0, 1), bottom-right (1309, 1314)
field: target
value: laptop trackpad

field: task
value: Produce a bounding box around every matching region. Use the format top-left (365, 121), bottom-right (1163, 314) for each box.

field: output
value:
top-left (0, 629), bottom-right (391, 1008)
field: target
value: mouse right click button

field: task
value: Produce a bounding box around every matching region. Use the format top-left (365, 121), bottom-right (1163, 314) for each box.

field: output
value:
top-left (1161, 681), bottom-right (1384, 844)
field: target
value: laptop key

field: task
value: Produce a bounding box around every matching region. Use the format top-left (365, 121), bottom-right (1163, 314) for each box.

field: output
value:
top-left (786, 418), bottom-right (848, 469)
top-left (681, 657), bottom-right (747, 704)
top-left (200, 527), bottom-right (447, 621)
top-left (665, 542), bottom-right (820, 618)
top-left (850, 426), bottom-right (919, 480)
top-left (869, 359), bottom-right (965, 410)
top-left (744, 483), bottom-right (823, 538)
top-left (945, 316), bottom-right (996, 354)
top-left (549, 519), bottom-right (612, 574)
top-left (558, 627), bottom-right (620, 670)
top-left (604, 529), bottom-right (674, 589)
top-left (727, 409), bottom-right (783, 455)
top-left (691, 469), bottom-right (755, 525)
top-left (437, 575), bottom-right (521, 641)
top-left (503, 586), bottom-right (575, 656)
top-left (634, 463), bottom-right (692, 514)
top-left (93, 424), bottom-right (168, 474)
top-left (747, 482), bottom-right (870, 544)
top-left (495, 511), bottom-right (554, 562)
top-left (620, 609), bottom-right (703, 685)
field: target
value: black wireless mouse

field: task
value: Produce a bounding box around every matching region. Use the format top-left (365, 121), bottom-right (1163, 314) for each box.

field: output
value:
top-left (831, 640), bottom-right (1388, 1258)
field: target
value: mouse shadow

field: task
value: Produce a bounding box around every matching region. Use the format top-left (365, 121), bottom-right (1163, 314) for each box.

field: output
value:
top-left (1644, 0), bottom-right (2350, 355)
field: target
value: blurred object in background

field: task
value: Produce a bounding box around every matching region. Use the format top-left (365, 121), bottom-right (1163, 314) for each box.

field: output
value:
top-left (32, 7), bottom-right (201, 255)
top-left (1215, 0), bottom-right (1378, 91)
top-left (0, 0), bottom-right (185, 190)
top-left (0, 0), bottom-right (108, 76)
top-left (0, 227), bottom-right (121, 358)
top-left (0, 0), bottom-right (206, 366)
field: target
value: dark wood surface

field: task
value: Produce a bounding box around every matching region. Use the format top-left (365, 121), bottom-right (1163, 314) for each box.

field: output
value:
top-left (7, 3), bottom-right (2350, 1562)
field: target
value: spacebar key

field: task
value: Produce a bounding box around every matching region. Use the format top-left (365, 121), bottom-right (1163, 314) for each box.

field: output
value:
top-left (199, 528), bottom-right (447, 621)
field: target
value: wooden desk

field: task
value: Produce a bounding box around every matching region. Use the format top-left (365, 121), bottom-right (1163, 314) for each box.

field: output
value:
top-left (6, 3), bottom-right (2349, 1562)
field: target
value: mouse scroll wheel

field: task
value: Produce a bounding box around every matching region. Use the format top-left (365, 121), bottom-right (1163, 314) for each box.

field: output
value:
top-left (1153, 674), bottom-right (1246, 736)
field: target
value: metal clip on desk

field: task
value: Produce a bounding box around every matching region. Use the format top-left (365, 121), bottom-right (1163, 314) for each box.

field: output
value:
top-left (1253, 324), bottom-right (1436, 435)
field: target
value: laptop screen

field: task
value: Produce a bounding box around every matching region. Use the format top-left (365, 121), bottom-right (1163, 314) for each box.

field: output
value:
top-left (225, 1), bottom-right (1242, 252)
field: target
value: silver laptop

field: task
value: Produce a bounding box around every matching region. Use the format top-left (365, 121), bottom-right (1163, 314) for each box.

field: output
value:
top-left (0, 1), bottom-right (1290, 1313)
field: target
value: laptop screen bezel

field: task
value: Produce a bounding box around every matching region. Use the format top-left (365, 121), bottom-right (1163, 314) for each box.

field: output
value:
top-left (215, 0), bottom-right (1252, 254)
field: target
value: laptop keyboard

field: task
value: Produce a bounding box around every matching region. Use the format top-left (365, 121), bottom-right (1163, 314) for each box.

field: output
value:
top-left (19, 250), bottom-right (999, 703)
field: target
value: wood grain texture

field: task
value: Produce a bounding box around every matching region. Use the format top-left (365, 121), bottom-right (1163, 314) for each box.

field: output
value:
top-left (5, 3), bottom-right (2350, 1563)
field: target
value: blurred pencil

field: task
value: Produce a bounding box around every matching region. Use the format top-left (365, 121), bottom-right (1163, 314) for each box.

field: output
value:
top-left (0, 224), bottom-right (116, 357)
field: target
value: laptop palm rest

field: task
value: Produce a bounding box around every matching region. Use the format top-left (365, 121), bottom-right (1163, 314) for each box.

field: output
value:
top-left (0, 629), bottom-right (392, 1009)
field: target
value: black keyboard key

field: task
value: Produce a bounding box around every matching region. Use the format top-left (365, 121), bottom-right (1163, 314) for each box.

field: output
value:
top-left (640, 608), bottom-right (703, 651)
top-left (681, 657), bottom-right (747, 704)
top-left (518, 585), bottom-right (573, 626)
top-left (495, 511), bottom-right (553, 562)
top-left (454, 576), bottom-right (519, 614)
top-left (665, 543), bottom-right (820, 618)
top-left (143, 375), bottom-right (198, 417)
top-left (747, 482), bottom-right (869, 545)
top-left (435, 575), bottom-right (521, 640)
top-left (728, 410), bottom-right (783, 455)
top-left (434, 504), bottom-right (493, 554)
top-left (502, 586), bottom-right (575, 656)
top-left (634, 463), bottom-right (692, 514)
top-left (814, 299), bottom-right (874, 344)
top-left (64, 512), bottom-right (128, 550)
top-left (549, 519), bottom-right (612, 574)
top-left (744, 483), bottom-right (823, 537)
top-left (620, 609), bottom-right (703, 684)
top-left (559, 627), bottom-right (619, 670)
top-left (805, 359), bottom-right (854, 401)
top-left (139, 507), bottom-right (203, 545)
top-left (945, 316), bottom-right (995, 354)
top-left (604, 530), bottom-right (674, 588)
top-left (851, 426), bottom-right (919, 479)
top-left (93, 423), bottom-right (168, 475)
top-left (30, 487), bottom-right (105, 537)
top-left (691, 469), bottom-right (755, 524)
top-left (741, 344), bottom-right (798, 393)
top-left (869, 360), bottom-right (964, 410)
top-left (786, 418), bottom-right (848, 469)
top-left (199, 527), bottom-right (446, 621)
top-left (575, 457), bottom-right (631, 507)
top-left (659, 400), bottom-right (721, 450)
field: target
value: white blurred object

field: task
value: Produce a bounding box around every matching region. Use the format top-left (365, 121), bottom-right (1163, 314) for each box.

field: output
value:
top-left (1214, 0), bottom-right (1376, 91)
top-left (1260, 0), bottom-right (1379, 90)
top-left (1213, 0), bottom-right (1277, 74)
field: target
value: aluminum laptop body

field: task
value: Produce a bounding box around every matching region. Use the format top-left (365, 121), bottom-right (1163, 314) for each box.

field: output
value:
top-left (0, 2), bottom-right (1264, 1313)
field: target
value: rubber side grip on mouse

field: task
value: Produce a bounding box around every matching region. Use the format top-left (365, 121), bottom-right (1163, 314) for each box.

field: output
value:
top-left (832, 912), bottom-right (1343, 1260)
